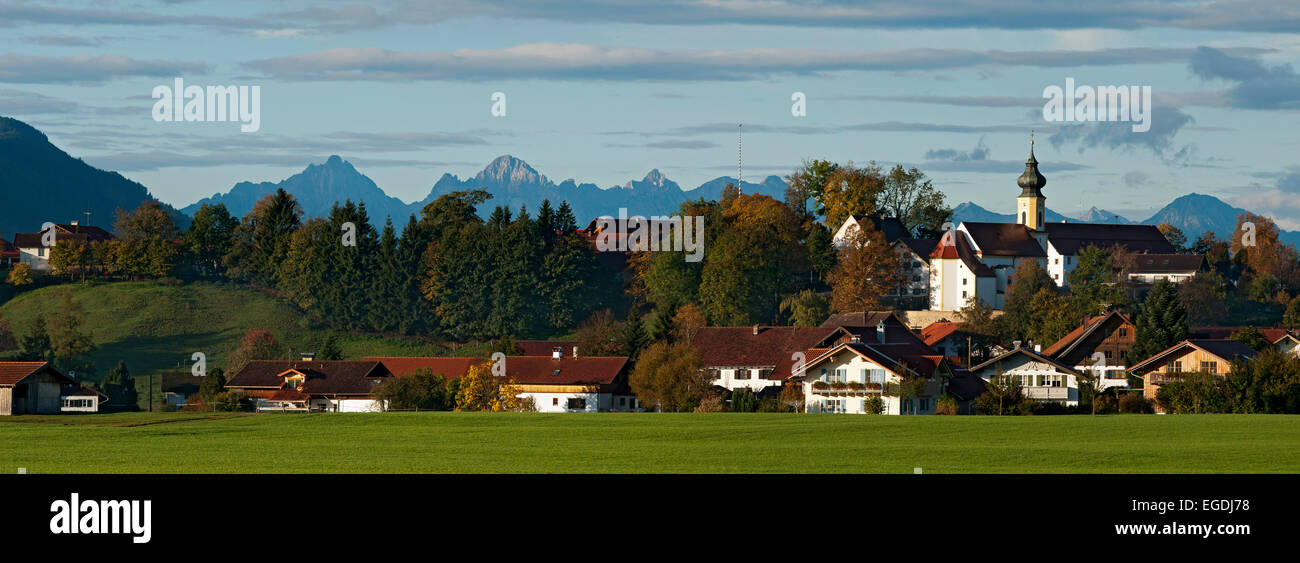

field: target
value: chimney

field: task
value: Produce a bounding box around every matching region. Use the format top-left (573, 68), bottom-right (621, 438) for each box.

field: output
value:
top-left (1012, 340), bottom-right (1022, 349)
top-left (552, 347), bottom-right (562, 360)
top-left (70, 220), bottom-right (79, 226)
top-left (876, 321), bottom-right (886, 344)
top-left (850, 333), bottom-right (861, 343)
top-left (752, 324), bottom-right (760, 336)
top-left (300, 352), bottom-right (315, 362)
top-left (572, 345), bottom-right (579, 358)
top-left (1034, 344), bottom-right (1042, 353)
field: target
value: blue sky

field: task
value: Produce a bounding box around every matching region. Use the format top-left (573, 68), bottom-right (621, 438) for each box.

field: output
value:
top-left (2, 0), bottom-right (1299, 225)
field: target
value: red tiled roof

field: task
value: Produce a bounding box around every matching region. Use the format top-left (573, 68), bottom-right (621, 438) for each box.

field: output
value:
top-left (919, 322), bottom-right (961, 346)
top-left (1191, 327), bottom-right (1292, 342)
top-left (268, 389), bottom-right (309, 402)
top-left (800, 342), bottom-right (949, 379)
top-left (0, 362), bottom-right (73, 386)
top-left (692, 326), bottom-right (847, 379)
top-left (929, 230), bottom-right (996, 275)
top-left (367, 356), bottom-right (629, 386)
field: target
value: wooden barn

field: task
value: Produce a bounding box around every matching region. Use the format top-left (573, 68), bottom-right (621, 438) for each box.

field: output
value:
top-left (0, 361), bottom-right (79, 415)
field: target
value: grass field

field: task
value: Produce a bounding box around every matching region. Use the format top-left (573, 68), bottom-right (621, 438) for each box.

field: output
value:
top-left (1, 412), bottom-right (1298, 473)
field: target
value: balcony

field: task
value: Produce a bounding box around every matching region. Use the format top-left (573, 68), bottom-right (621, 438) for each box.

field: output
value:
top-left (1024, 386), bottom-right (1070, 401)
top-left (810, 381), bottom-right (884, 395)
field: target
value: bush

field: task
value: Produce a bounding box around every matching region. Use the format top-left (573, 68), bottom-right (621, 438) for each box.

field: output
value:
top-left (212, 391), bottom-right (254, 412)
top-left (864, 396), bottom-right (884, 415)
top-left (1092, 394), bottom-right (1117, 414)
top-left (1118, 393), bottom-right (1151, 414)
top-left (730, 388), bottom-right (758, 412)
top-left (934, 394), bottom-right (958, 415)
top-left (694, 392), bottom-right (726, 412)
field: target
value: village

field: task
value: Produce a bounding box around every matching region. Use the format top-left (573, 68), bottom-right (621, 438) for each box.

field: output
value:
top-left (3, 146), bottom-right (1293, 419)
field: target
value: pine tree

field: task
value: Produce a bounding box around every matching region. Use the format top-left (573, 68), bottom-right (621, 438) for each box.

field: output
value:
top-left (1127, 279), bottom-right (1189, 366)
top-left (20, 315), bottom-right (53, 362)
top-left (101, 360), bottom-right (139, 411)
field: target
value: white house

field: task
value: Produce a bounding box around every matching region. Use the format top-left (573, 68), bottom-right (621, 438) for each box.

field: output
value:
top-left (12, 222), bottom-right (114, 271)
top-left (833, 214), bottom-right (908, 248)
top-left (792, 339), bottom-right (951, 415)
top-left (967, 345), bottom-right (1085, 406)
top-left (371, 352), bottom-right (639, 413)
top-left (61, 385), bottom-right (107, 413)
top-left (692, 325), bottom-right (855, 393)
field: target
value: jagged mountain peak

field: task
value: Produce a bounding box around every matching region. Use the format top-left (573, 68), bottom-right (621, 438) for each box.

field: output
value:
top-left (476, 154), bottom-right (548, 186)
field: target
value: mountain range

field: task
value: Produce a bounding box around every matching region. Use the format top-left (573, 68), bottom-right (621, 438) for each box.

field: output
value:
top-left (0, 116), bottom-right (187, 238)
top-left (3, 115), bottom-right (1297, 249)
top-left (182, 154), bottom-right (790, 226)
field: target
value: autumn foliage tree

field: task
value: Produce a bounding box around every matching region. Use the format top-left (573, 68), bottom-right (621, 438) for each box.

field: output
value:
top-left (826, 222), bottom-right (902, 313)
top-left (629, 341), bottom-right (709, 412)
top-left (454, 361), bottom-right (536, 412)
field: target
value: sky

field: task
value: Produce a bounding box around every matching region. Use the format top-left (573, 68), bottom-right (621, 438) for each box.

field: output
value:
top-left (2, 0), bottom-right (1299, 225)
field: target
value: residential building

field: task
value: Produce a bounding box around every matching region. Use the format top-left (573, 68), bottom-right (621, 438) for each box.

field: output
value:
top-left (1125, 253), bottom-right (1206, 285)
top-left (890, 237), bottom-right (938, 309)
top-left (1040, 311), bottom-right (1136, 390)
top-left (1, 361), bottom-right (79, 415)
top-left (832, 214), bottom-right (908, 248)
top-left (161, 373), bottom-right (204, 410)
top-left (691, 325), bottom-right (854, 393)
top-left (0, 234), bottom-right (18, 267)
top-left (224, 358), bottom-right (394, 412)
top-left (12, 222), bottom-right (113, 271)
top-left (1128, 339), bottom-right (1258, 412)
top-left (370, 354), bottom-right (637, 412)
top-left (792, 339), bottom-right (952, 414)
top-left (968, 345), bottom-right (1085, 406)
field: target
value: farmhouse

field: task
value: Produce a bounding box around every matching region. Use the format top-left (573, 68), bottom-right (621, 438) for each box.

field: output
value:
top-left (224, 358), bottom-right (393, 412)
top-left (968, 344), bottom-right (1085, 406)
top-left (691, 325), bottom-right (852, 393)
top-left (370, 353), bottom-right (637, 413)
top-left (0, 361), bottom-right (80, 415)
top-left (12, 221), bottom-right (113, 271)
top-left (791, 338), bottom-right (952, 415)
top-left (832, 214), bottom-right (908, 248)
top-left (1128, 339), bottom-right (1257, 412)
top-left (1040, 310), bottom-right (1136, 390)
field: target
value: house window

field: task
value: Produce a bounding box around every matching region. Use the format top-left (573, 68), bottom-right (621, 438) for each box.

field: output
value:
top-left (1054, 258), bottom-right (1059, 264)
top-left (868, 369), bottom-right (886, 384)
top-left (822, 399), bottom-right (844, 413)
top-left (1103, 350), bottom-right (1112, 360)
top-left (735, 369), bottom-right (751, 380)
top-left (758, 368), bottom-right (774, 379)
top-left (1118, 328), bottom-right (1128, 338)
top-left (553, 398), bottom-right (559, 406)
top-left (830, 368), bottom-right (847, 383)
top-left (1169, 361), bottom-right (1182, 373)
top-left (962, 278), bottom-right (968, 285)
top-left (567, 398), bottom-right (587, 410)
top-left (1201, 361), bottom-right (1217, 374)
top-left (962, 290), bottom-right (968, 298)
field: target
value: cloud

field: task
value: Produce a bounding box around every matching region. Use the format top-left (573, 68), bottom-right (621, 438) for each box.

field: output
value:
top-left (925, 135), bottom-right (991, 161)
top-left (1047, 105), bottom-right (1195, 157)
top-left (1123, 170), bottom-right (1149, 187)
top-left (280, 1), bottom-right (1300, 33)
top-left (1189, 46), bottom-right (1300, 110)
top-left (243, 44), bottom-right (1273, 82)
top-left (1231, 169), bottom-right (1300, 230)
top-left (3, 1), bottom-right (1300, 34)
top-left (0, 53), bottom-right (207, 84)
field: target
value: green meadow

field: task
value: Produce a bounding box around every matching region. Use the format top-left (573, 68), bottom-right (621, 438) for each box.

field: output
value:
top-left (1, 412), bottom-right (1297, 473)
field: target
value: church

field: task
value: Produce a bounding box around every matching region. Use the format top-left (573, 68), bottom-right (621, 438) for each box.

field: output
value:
top-left (837, 141), bottom-right (1198, 312)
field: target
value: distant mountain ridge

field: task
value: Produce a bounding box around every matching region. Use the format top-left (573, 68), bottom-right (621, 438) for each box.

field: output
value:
top-left (0, 116), bottom-right (187, 238)
top-left (181, 155), bottom-right (411, 222)
top-left (186, 154), bottom-right (791, 224)
top-left (953, 195), bottom-right (1300, 247)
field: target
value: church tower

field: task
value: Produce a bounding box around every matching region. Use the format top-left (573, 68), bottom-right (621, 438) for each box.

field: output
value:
top-left (1016, 136), bottom-right (1047, 231)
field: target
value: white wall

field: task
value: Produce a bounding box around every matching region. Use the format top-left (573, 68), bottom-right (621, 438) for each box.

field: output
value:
top-left (522, 391), bottom-right (603, 413)
top-left (802, 352), bottom-right (939, 415)
top-left (710, 367), bottom-right (782, 391)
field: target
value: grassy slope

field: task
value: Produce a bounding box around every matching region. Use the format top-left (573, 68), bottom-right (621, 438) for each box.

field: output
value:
top-left (0, 281), bottom-right (446, 403)
top-left (1, 412), bottom-right (1297, 473)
